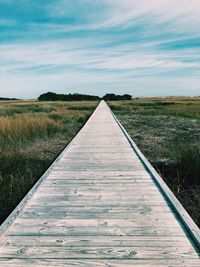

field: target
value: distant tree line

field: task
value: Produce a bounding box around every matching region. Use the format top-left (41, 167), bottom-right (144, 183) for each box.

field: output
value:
top-left (38, 92), bottom-right (100, 101)
top-left (102, 93), bottom-right (132, 101)
top-left (0, 97), bottom-right (18, 101)
top-left (38, 92), bottom-right (132, 101)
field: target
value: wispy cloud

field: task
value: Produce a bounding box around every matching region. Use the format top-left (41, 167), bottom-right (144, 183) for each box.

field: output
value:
top-left (1, 40), bottom-right (199, 75)
top-left (103, 0), bottom-right (200, 29)
top-left (0, 0), bottom-right (200, 97)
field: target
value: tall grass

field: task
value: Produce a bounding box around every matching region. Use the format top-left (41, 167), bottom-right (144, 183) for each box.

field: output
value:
top-left (174, 145), bottom-right (200, 188)
top-left (168, 145), bottom-right (200, 225)
top-left (0, 114), bottom-right (59, 149)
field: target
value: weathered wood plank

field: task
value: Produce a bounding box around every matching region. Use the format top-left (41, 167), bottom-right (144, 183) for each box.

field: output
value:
top-left (7, 227), bottom-right (188, 237)
top-left (0, 245), bottom-right (198, 260)
top-left (21, 204), bottom-right (173, 215)
top-left (0, 259), bottom-right (200, 267)
top-left (20, 211), bottom-right (175, 220)
top-left (2, 235), bottom-right (192, 247)
top-left (11, 218), bottom-right (181, 232)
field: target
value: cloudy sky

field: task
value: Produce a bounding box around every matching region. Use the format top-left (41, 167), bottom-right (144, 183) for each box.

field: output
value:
top-left (0, 0), bottom-right (200, 98)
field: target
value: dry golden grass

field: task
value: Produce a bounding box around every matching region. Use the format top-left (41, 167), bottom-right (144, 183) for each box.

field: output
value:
top-left (0, 114), bottom-right (59, 148)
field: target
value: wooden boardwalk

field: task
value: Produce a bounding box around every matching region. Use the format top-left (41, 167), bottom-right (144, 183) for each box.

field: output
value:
top-left (0, 100), bottom-right (200, 266)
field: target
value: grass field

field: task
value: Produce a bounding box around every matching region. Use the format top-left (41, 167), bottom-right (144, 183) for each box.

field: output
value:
top-left (109, 96), bottom-right (200, 227)
top-left (1, 97), bottom-right (200, 228)
top-left (0, 100), bottom-right (98, 224)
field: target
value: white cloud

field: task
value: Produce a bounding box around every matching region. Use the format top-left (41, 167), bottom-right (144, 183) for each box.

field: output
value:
top-left (0, 39), bottom-right (199, 79)
top-left (104, 0), bottom-right (200, 28)
top-left (0, 0), bottom-right (200, 97)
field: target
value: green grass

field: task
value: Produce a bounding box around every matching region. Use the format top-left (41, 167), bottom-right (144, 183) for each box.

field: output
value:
top-left (109, 96), bottom-right (200, 119)
top-left (67, 104), bottom-right (97, 111)
top-left (0, 100), bottom-right (98, 224)
top-left (109, 96), bottom-right (200, 227)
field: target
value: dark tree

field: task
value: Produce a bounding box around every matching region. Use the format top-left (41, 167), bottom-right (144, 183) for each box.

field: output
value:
top-left (102, 93), bottom-right (132, 101)
top-left (38, 92), bottom-right (100, 101)
top-left (0, 97), bottom-right (18, 101)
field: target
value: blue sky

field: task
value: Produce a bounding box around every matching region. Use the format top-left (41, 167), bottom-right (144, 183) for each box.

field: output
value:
top-left (0, 0), bottom-right (200, 98)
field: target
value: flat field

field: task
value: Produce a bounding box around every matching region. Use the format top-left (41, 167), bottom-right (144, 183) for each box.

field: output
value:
top-left (109, 96), bottom-right (200, 227)
top-left (0, 100), bottom-right (98, 224)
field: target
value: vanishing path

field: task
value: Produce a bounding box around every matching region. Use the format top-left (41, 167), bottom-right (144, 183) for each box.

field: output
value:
top-left (0, 101), bottom-right (199, 266)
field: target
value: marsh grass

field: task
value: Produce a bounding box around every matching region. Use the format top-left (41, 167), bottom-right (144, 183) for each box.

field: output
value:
top-left (172, 144), bottom-right (200, 188)
top-left (110, 96), bottom-right (200, 227)
top-left (67, 104), bottom-right (97, 111)
top-left (0, 114), bottom-right (59, 149)
top-left (0, 100), bottom-right (98, 223)
top-left (109, 96), bottom-right (200, 119)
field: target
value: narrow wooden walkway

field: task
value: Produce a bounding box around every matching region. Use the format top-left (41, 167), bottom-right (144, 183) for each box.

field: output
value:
top-left (0, 101), bottom-right (200, 266)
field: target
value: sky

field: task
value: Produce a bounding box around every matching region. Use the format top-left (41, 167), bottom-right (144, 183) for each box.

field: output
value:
top-left (0, 0), bottom-right (200, 98)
